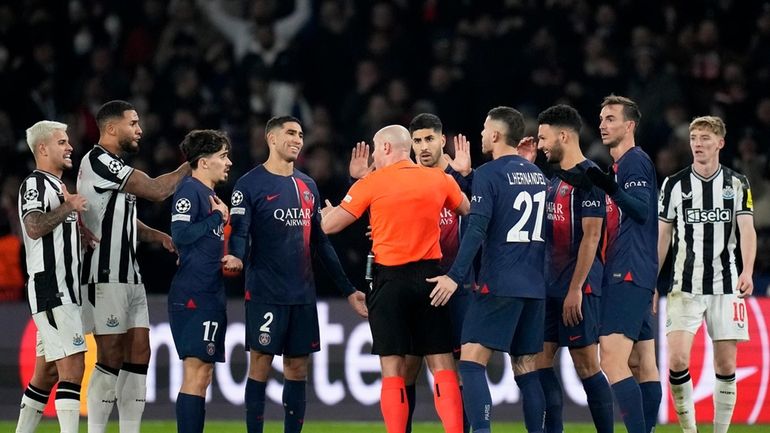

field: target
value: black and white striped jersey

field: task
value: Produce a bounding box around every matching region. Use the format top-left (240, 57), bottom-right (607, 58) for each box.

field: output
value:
top-left (18, 170), bottom-right (82, 313)
top-left (77, 145), bottom-right (141, 284)
top-left (658, 165), bottom-right (753, 295)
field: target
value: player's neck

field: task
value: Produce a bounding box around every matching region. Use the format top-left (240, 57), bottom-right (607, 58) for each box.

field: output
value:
top-left (559, 145), bottom-right (585, 170)
top-left (192, 171), bottom-right (215, 190)
top-left (492, 143), bottom-right (517, 160)
top-left (609, 138), bottom-right (635, 162)
top-left (35, 161), bottom-right (63, 179)
top-left (97, 139), bottom-right (121, 156)
top-left (692, 159), bottom-right (720, 178)
top-left (263, 155), bottom-right (294, 176)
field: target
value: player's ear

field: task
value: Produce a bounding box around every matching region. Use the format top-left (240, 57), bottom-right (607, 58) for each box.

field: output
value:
top-left (441, 134), bottom-right (446, 149)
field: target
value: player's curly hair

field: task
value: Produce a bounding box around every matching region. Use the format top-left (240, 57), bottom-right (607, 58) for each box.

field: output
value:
top-left (537, 104), bottom-right (583, 133)
top-left (180, 129), bottom-right (231, 168)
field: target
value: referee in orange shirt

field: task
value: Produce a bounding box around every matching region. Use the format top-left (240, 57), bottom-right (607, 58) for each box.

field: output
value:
top-left (322, 125), bottom-right (470, 433)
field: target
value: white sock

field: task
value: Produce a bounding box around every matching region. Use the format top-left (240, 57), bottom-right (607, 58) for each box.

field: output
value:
top-left (15, 385), bottom-right (49, 433)
top-left (669, 369), bottom-right (697, 433)
top-left (87, 364), bottom-right (118, 433)
top-left (55, 381), bottom-right (82, 433)
top-left (117, 365), bottom-right (147, 433)
top-left (714, 373), bottom-right (736, 433)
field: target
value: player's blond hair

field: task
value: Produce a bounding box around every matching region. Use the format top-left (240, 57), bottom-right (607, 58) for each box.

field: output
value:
top-left (689, 116), bottom-right (726, 138)
top-left (25, 120), bottom-right (68, 154)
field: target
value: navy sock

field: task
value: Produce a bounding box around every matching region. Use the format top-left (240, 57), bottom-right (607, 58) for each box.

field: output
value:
top-left (176, 392), bottom-right (205, 433)
top-left (581, 372), bottom-right (614, 433)
top-left (515, 371), bottom-right (545, 433)
top-left (283, 379), bottom-right (307, 433)
top-left (245, 379), bottom-right (267, 433)
top-left (612, 377), bottom-right (646, 433)
top-left (458, 361), bottom-right (491, 433)
top-left (405, 383), bottom-right (416, 433)
top-left (538, 368), bottom-right (563, 433)
top-left (639, 381), bottom-right (662, 433)
top-left (460, 385), bottom-right (470, 433)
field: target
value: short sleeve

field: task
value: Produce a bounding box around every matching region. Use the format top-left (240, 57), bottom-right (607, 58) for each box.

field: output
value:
top-left (658, 176), bottom-right (678, 222)
top-left (470, 167), bottom-right (494, 219)
top-left (737, 175), bottom-right (753, 215)
top-left (19, 176), bottom-right (47, 218)
top-left (89, 149), bottom-right (134, 191)
top-left (580, 185), bottom-right (606, 218)
top-left (339, 177), bottom-right (373, 218)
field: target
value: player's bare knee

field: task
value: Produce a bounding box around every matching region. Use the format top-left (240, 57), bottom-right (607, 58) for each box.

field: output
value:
top-left (511, 354), bottom-right (537, 376)
top-left (668, 350), bottom-right (690, 372)
top-left (283, 355), bottom-right (309, 380)
top-left (425, 353), bottom-right (455, 374)
top-left (404, 356), bottom-right (423, 384)
top-left (569, 347), bottom-right (600, 378)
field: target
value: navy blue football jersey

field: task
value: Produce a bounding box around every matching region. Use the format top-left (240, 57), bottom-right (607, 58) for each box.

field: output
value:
top-left (169, 176), bottom-right (226, 311)
top-left (604, 146), bottom-right (658, 289)
top-left (545, 160), bottom-right (605, 297)
top-left (471, 155), bottom-right (547, 298)
top-left (229, 166), bottom-right (328, 305)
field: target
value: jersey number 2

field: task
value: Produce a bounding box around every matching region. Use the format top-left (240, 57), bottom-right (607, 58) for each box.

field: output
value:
top-left (507, 191), bottom-right (545, 242)
top-left (260, 312), bottom-right (274, 332)
top-left (202, 321), bottom-right (219, 342)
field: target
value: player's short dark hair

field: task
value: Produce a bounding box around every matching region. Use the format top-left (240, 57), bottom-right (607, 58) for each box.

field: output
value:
top-left (180, 129), bottom-right (231, 168)
top-left (265, 115), bottom-right (302, 139)
top-left (96, 100), bottom-right (135, 130)
top-left (409, 113), bottom-right (443, 134)
top-left (537, 104), bottom-right (583, 134)
top-left (488, 106), bottom-right (524, 146)
top-left (601, 94), bottom-right (641, 125)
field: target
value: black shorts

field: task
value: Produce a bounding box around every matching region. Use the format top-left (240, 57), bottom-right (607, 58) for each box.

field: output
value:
top-left (367, 260), bottom-right (453, 356)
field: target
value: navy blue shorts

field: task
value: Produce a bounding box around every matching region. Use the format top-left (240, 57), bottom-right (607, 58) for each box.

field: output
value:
top-left (637, 312), bottom-right (655, 341)
top-left (245, 302), bottom-right (320, 357)
top-left (169, 308), bottom-right (227, 363)
top-left (448, 289), bottom-right (471, 358)
top-left (600, 282), bottom-right (653, 341)
top-left (461, 292), bottom-right (544, 356)
top-left (544, 293), bottom-right (601, 348)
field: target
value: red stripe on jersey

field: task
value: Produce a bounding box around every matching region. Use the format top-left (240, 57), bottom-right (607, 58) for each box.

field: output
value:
top-left (603, 195), bottom-right (619, 263)
top-left (552, 181), bottom-right (574, 263)
top-left (245, 290), bottom-right (251, 301)
top-left (293, 177), bottom-right (314, 255)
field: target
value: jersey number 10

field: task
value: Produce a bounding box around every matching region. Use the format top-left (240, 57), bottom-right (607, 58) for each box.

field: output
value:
top-left (507, 191), bottom-right (545, 243)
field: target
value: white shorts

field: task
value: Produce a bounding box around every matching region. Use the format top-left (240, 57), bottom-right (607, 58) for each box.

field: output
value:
top-left (81, 283), bottom-right (149, 335)
top-left (32, 303), bottom-right (87, 362)
top-left (666, 291), bottom-right (750, 341)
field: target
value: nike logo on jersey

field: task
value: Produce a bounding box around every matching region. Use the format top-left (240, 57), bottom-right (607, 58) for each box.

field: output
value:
top-left (267, 194), bottom-right (280, 201)
top-left (569, 335), bottom-right (582, 342)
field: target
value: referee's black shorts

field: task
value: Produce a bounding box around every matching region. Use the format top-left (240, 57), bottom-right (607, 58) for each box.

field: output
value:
top-left (366, 259), bottom-right (453, 356)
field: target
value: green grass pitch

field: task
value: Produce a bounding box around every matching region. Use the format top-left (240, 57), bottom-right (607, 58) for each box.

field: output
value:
top-left (2, 421), bottom-right (766, 432)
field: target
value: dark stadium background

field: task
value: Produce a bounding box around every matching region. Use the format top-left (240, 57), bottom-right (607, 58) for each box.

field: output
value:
top-left (0, 0), bottom-right (769, 305)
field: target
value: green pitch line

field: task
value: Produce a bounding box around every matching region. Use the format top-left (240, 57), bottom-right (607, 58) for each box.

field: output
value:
top-left (2, 421), bottom-right (766, 432)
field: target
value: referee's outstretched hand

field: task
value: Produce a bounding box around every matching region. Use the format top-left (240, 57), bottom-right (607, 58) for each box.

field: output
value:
top-left (426, 275), bottom-right (458, 307)
top-left (349, 142), bottom-right (374, 179)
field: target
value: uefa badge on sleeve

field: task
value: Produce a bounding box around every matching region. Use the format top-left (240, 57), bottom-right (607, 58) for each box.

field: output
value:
top-left (175, 198), bottom-right (191, 213)
top-left (231, 190), bottom-right (244, 206)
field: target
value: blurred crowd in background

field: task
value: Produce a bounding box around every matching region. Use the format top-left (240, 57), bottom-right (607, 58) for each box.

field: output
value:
top-left (1, 0), bottom-right (769, 300)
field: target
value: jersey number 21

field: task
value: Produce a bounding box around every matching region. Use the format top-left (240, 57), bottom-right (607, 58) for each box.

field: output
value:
top-left (507, 191), bottom-right (545, 243)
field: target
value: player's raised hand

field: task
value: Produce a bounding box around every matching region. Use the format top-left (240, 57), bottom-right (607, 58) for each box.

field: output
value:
top-left (347, 291), bottom-right (368, 318)
top-left (209, 195), bottom-right (229, 222)
top-left (221, 254), bottom-right (243, 272)
top-left (349, 142), bottom-right (374, 179)
top-left (320, 199), bottom-right (335, 219)
top-left (562, 288), bottom-right (583, 327)
top-left (443, 134), bottom-right (472, 176)
top-left (426, 275), bottom-right (458, 307)
top-left (736, 271), bottom-right (754, 298)
top-left (517, 136), bottom-right (537, 163)
top-left (62, 184), bottom-right (88, 212)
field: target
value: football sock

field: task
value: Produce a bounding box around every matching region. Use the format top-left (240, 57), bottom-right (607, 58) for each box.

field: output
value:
top-left (639, 381), bottom-right (662, 433)
top-left (405, 383), bottom-right (416, 433)
top-left (432, 369), bottom-right (464, 433)
top-left (581, 372), bottom-right (614, 433)
top-left (176, 392), bottom-right (205, 433)
top-left (538, 367), bottom-right (563, 433)
top-left (714, 373), bottom-right (736, 433)
top-left (669, 369), bottom-right (697, 433)
top-left (87, 363), bottom-right (119, 433)
top-left (458, 361), bottom-right (491, 433)
top-left (460, 385), bottom-right (470, 433)
top-left (283, 379), bottom-right (307, 433)
top-left (55, 381), bottom-right (81, 433)
top-left (380, 376), bottom-right (409, 433)
top-left (245, 379), bottom-right (266, 433)
top-left (612, 376), bottom-right (646, 433)
top-left (16, 383), bottom-right (50, 433)
top-left (117, 362), bottom-right (147, 433)
top-left (516, 371), bottom-right (546, 433)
